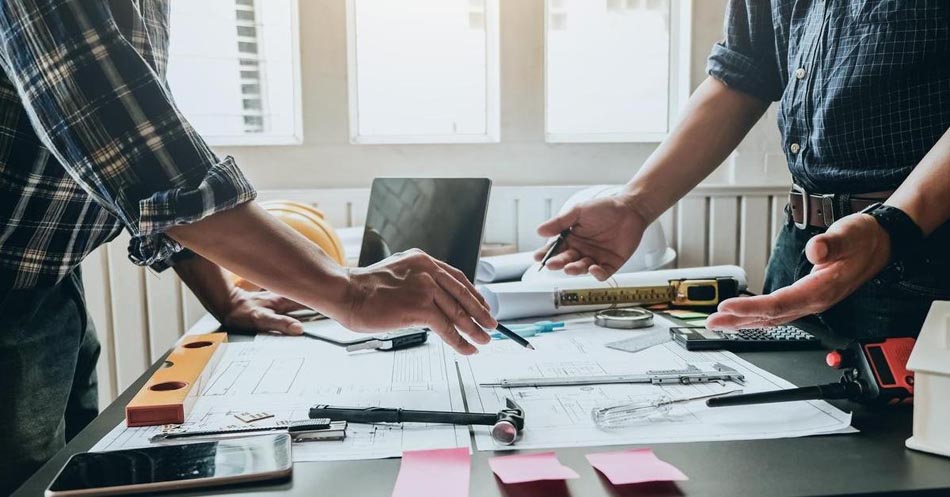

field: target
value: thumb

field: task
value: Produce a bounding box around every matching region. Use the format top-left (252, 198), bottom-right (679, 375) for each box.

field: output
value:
top-left (537, 205), bottom-right (580, 238)
top-left (806, 229), bottom-right (853, 265)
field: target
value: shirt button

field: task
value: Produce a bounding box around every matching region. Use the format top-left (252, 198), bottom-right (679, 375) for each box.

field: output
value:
top-left (795, 68), bottom-right (806, 80)
top-left (789, 143), bottom-right (801, 154)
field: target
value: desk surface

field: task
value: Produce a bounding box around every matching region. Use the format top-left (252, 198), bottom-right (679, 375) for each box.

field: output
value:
top-left (15, 334), bottom-right (950, 497)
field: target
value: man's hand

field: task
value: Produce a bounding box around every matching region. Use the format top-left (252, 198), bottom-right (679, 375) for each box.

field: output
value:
top-left (342, 249), bottom-right (497, 355)
top-left (219, 288), bottom-right (308, 336)
top-left (707, 213), bottom-right (892, 329)
top-left (533, 195), bottom-right (649, 281)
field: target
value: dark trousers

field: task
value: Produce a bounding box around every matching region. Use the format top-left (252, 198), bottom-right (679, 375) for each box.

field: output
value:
top-left (764, 216), bottom-right (950, 339)
top-left (0, 270), bottom-right (99, 496)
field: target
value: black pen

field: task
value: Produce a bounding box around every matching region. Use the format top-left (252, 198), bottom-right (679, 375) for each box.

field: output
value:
top-left (493, 323), bottom-right (535, 350)
top-left (538, 229), bottom-right (571, 271)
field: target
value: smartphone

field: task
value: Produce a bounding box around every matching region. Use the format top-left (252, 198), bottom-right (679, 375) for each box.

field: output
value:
top-left (46, 434), bottom-right (292, 496)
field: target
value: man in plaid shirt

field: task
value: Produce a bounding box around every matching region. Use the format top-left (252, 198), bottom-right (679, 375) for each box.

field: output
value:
top-left (0, 2), bottom-right (497, 493)
top-left (539, 1), bottom-right (950, 335)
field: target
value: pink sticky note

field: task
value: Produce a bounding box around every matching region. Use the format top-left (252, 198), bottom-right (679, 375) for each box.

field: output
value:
top-left (489, 451), bottom-right (580, 484)
top-left (586, 448), bottom-right (688, 485)
top-left (392, 448), bottom-right (470, 497)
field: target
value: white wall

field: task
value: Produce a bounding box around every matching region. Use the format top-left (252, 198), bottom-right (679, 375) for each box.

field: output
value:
top-left (215, 0), bottom-right (789, 190)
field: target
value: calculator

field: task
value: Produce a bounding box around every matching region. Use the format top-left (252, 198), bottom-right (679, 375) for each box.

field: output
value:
top-left (670, 325), bottom-right (821, 352)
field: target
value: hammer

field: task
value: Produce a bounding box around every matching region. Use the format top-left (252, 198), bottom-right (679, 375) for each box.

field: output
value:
top-left (309, 397), bottom-right (526, 445)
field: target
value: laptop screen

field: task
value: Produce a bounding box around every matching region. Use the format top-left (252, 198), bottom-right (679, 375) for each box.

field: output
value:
top-left (358, 178), bottom-right (491, 282)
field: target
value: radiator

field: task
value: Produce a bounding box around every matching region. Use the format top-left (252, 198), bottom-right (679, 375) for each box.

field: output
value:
top-left (81, 184), bottom-right (789, 407)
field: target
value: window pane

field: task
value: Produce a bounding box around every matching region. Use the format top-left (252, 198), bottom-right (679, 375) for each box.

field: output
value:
top-left (167, 0), bottom-right (299, 141)
top-left (350, 0), bottom-right (498, 141)
top-left (546, 0), bottom-right (670, 139)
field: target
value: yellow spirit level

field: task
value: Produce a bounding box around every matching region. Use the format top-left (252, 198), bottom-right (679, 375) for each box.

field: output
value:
top-left (554, 277), bottom-right (740, 309)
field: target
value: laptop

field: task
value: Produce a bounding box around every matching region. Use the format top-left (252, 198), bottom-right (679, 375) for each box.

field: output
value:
top-left (358, 178), bottom-right (492, 282)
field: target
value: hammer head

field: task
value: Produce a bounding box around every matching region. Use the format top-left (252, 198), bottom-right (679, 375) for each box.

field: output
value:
top-left (490, 398), bottom-right (526, 445)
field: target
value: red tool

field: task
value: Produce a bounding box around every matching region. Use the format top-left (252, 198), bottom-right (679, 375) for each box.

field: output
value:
top-left (707, 337), bottom-right (915, 408)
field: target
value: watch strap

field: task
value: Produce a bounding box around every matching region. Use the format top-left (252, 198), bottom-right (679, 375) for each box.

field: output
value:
top-left (859, 203), bottom-right (924, 261)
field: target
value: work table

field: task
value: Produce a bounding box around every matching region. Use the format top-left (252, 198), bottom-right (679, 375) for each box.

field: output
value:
top-left (15, 329), bottom-right (950, 497)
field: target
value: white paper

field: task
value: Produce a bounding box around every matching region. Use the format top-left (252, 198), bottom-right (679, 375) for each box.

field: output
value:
top-left (475, 252), bottom-right (536, 283)
top-left (479, 265), bottom-right (748, 320)
top-left (455, 313), bottom-right (855, 451)
top-left (93, 338), bottom-right (469, 462)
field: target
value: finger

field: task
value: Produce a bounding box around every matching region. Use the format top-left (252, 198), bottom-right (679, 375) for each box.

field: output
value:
top-left (424, 303), bottom-right (478, 355)
top-left (563, 257), bottom-right (595, 275)
top-left (251, 309), bottom-right (305, 336)
top-left (537, 205), bottom-right (580, 238)
top-left (705, 311), bottom-right (792, 330)
top-left (717, 272), bottom-right (839, 320)
top-left (433, 259), bottom-right (490, 309)
top-left (542, 248), bottom-right (581, 271)
top-left (268, 295), bottom-right (309, 314)
top-left (588, 264), bottom-right (613, 281)
top-left (431, 267), bottom-right (497, 329)
top-left (432, 289), bottom-right (492, 345)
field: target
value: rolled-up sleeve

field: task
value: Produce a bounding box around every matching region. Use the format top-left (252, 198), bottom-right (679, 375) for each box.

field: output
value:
top-left (707, 0), bottom-right (783, 102)
top-left (0, 0), bottom-right (256, 268)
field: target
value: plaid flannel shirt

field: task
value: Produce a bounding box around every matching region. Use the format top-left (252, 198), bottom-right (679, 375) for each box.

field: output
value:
top-left (0, 0), bottom-right (256, 290)
top-left (708, 0), bottom-right (950, 194)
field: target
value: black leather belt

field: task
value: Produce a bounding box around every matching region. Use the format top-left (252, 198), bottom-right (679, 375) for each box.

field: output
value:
top-left (788, 184), bottom-right (892, 230)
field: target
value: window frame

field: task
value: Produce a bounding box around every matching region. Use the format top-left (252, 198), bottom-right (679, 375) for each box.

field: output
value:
top-left (543, 0), bottom-right (692, 144)
top-left (195, 0), bottom-right (305, 147)
top-left (345, 0), bottom-right (501, 145)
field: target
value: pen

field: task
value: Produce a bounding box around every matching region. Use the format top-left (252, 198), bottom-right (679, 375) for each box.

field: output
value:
top-left (538, 229), bottom-right (571, 271)
top-left (493, 323), bottom-right (535, 350)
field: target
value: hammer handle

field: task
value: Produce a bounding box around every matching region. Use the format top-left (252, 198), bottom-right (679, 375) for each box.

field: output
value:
top-left (309, 405), bottom-right (498, 426)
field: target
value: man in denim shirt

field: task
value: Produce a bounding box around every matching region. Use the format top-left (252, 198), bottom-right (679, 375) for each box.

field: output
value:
top-left (537, 1), bottom-right (950, 337)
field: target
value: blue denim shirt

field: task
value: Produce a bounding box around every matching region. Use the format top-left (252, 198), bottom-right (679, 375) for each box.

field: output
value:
top-left (707, 0), bottom-right (950, 194)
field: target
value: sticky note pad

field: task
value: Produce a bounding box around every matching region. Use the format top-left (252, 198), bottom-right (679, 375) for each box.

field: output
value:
top-left (489, 451), bottom-right (580, 484)
top-left (586, 448), bottom-right (688, 485)
top-left (666, 310), bottom-right (709, 320)
top-left (392, 448), bottom-right (470, 497)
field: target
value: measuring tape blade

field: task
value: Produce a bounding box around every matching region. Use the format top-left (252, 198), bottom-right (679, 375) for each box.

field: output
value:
top-left (555, 285), bottom-right (674, 307)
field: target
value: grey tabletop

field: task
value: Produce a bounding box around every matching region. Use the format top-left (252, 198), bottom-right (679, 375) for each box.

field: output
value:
top-left (14, 331), bottom-right (950, 497)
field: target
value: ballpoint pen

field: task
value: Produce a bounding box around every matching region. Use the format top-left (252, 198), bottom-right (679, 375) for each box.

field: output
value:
top-left (538, 229), bottom-right (571, 271)
top-left (493, 323), bottom-right (535, 350)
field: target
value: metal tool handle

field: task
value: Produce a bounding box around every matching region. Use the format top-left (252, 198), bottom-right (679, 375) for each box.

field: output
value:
top-left (309, 405), bottom-right (498, 426)
top-left (706, 382), bottom-right (860, 407)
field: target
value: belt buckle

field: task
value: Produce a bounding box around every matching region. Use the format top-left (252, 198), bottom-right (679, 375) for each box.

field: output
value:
top-left (791, 184), bottom-right (809, 230)
top-left (819, 195), bottom-right (836, 227)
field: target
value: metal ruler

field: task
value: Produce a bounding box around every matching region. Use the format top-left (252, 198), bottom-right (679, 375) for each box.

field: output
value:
top-left (480, 363), bottom-right (745, 388)
top-left (149, 419), bottom-right (346, 443)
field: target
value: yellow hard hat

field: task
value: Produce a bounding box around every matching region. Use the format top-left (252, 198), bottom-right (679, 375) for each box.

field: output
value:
top-left (234, 200), bottom-right (346, 291)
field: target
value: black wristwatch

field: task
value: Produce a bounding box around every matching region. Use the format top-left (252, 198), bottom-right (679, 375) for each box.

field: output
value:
top-left (859, 203), bottom-right (924, 262)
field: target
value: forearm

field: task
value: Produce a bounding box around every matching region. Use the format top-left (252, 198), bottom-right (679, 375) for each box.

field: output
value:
top-left (173, 254), bottom-right (241, 323)
top-left (167, 202), bottom-right (350, 321)
top-left (886, 127), bottom-right (950, 235)
top-left (623, 77), bottom-right (770, 222)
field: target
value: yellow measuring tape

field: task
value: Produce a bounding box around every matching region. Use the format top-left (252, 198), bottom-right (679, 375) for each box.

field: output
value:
top-left (554, 278), bottom-right (739, 308)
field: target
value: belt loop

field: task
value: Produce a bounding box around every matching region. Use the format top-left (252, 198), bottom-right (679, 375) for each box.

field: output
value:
top-left (838, 193), bottom-right (851, 218)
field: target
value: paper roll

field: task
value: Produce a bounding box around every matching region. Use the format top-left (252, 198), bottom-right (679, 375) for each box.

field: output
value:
top-left (475, 252), bottom-right (536, 283)
top-left (479, 265), bottom-right (748, 320)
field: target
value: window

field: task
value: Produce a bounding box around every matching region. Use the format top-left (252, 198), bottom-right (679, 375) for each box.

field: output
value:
top-left (346, 0), bottom-right (500, 144)
top-left (166, 0), bottom-right (302, 145)
top-left (545, 0), bottom-right (690, 142)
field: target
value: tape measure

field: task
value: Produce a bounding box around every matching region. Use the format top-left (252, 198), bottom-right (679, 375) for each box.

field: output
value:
top-left (555, 277), bottom-right (740, 309)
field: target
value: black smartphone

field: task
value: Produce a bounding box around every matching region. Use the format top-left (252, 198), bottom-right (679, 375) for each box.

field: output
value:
top-left (46, 434), bottom-right (292, 496)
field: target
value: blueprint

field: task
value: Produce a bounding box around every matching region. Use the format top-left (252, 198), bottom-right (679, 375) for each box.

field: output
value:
top-left (92, 337), bottom-right (470, 461)
top-left (456, 312), bottom-right (855, 451)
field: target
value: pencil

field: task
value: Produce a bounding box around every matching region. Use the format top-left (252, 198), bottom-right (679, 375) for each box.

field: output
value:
top-left (538, 229), bottom-right (571, 271)
top-left (494, 323), bottom-right (535, 350)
